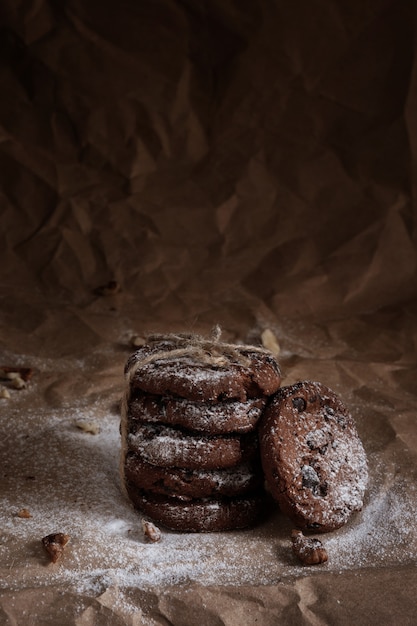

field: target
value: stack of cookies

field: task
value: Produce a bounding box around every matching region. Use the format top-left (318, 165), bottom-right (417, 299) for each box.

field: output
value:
top-left (120, 332), bottom-right (281, 532)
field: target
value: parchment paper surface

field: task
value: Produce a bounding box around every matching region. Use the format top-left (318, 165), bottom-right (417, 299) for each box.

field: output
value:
top-left (1, 1), bottom-right (417, 624)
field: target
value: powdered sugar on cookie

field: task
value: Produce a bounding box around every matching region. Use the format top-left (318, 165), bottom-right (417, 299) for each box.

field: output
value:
top-left (260, 380), bottom-right (369, 532)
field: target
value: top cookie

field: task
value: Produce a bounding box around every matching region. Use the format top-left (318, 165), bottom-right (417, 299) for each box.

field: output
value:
top-left (125, 335), bottom-right (281, 402)
top-left (259, 381), bottom-right (368, 532)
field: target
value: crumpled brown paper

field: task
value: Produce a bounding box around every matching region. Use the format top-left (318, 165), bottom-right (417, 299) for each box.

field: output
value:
top-left (1, 0), bottom-right (417, 624)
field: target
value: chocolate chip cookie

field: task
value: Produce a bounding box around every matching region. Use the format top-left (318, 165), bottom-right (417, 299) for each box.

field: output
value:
top-left (259, 381), bottom-right (368, 532)
top-left (125, 338), bottom-right (281, 402)
top-left (127, 423), bottom-right (259, 470)
top-left (128, 393), bottom-right (266, 435)
top-left (125, 453), bottom-right (263, 499)
top-left (125, 485), bottom-right (264, 532)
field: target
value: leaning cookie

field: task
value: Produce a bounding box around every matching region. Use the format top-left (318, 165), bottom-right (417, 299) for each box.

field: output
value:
top-left (259, 381), bottom-right (368, 532)
top-left (125, 485), bottom-right (264, 532)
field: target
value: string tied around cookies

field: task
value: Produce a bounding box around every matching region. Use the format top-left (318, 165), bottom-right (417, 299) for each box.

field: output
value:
top-left (126, 325), bottom-right (275, 376)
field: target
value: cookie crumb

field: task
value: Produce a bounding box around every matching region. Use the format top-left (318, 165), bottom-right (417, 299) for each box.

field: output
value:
top-left (130, 335), bottom-right (146, 347)
top-left (291, 529), bottom-right (328, 565)
top-left (142, 519), bottom-right (162, 542)
top-left (261, 329), bottom-right (280, 356)
top-left (41, 533), bottom-right (70, 563)
top-left (74, 420), bottom-right (100, 435)
top-left (17, 508), bottom-right (32, 519)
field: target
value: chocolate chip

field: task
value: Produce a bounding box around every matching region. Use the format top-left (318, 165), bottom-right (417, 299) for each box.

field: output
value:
top-left (337, 414), bottom-right (347, 429)
top-left (301, 465), bottom-right (320, 490)
top-left (302, 466), bottom-right (328, 497)
top-left (154, 396), bottom-right (166, 408)
top-left (292, 397), bottom-right (306, 412)
top-left (319, 481), bottom-right (328, 497)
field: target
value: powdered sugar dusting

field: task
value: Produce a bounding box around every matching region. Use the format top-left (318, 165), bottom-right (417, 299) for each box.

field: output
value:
top-left (1, 393), bottom-right (416, 611)
top-left (128, 424), bottom-right (213, 465)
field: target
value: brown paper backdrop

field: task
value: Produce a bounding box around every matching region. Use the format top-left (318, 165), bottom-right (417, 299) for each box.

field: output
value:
top-left (1, 1), bottom-right (417, 624)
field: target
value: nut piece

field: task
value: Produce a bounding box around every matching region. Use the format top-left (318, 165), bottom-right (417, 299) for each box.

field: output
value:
top-left (10, 375), bottom-right (26, 390)
top-left (0, 387), bottom-right (11, 399)
top-left (142, 519), bottom-right (161, 543)
top-left (291, 530), bottom-right (328, 565)
top-left (261, 328), bottom-right (280, 356)
top-left (0, 367), bottom-right (33, 382)
top-left (130, 335), bottom-right (146, 348)
top-left (41, 533), bottom-right (70, 563)
top-left (17, 508), bottom-right (32, 519)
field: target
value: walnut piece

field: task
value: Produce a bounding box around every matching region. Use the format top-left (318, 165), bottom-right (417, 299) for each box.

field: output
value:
top-left (291, 530), bottom-right (328, 565)
top-left (142, 519), bottom-right (161, 542)
top-left (10, 375), bottom-right (26, 389)
top-left (0, 367), bottom-right (33, 382)
top-left (41, 533), bottom-right (70, 563)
